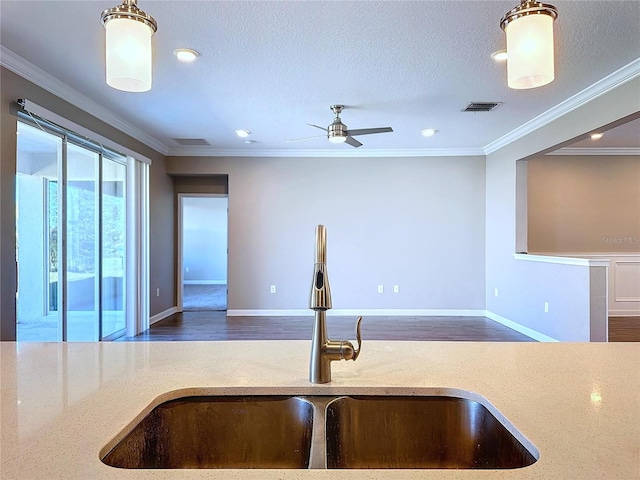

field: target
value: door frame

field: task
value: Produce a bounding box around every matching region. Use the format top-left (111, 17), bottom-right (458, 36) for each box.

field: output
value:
top-left (177, 193), bottom-right (229, 312)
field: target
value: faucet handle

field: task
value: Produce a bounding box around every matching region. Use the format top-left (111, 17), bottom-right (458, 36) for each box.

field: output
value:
top-left (352, 316), bottom-right (363, 361)
top-left (338, 316), bottom-right (363, 361)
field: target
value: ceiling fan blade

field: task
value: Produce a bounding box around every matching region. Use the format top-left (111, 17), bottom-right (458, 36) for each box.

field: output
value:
top-left (307, 123), bottom-right (328, 132)
top-left (346, 127), bottom-right (393, 136)
top-left (286, 135), bottom-right (326, 143)
top-left (345, 136), bottom-right (363, 148)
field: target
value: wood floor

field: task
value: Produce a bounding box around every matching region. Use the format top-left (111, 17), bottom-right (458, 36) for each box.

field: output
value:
top-left (608, 316), bottom-right (640, 342)
top-left (117, 312), bottom-right (640, 342)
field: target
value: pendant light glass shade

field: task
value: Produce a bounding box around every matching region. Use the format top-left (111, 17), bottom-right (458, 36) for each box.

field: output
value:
top-left (105, 18), bottom-right (153, 92)
top-left (501, 1), bottom-right (558, 90)
top-left (101, 0), bottom-right (157, 92)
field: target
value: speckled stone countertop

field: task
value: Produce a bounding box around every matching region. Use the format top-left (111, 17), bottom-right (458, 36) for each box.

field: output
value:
top-left (1, 341), bottom-right (638, 479)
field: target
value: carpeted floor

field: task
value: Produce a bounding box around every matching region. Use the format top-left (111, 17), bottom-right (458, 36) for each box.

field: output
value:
top-left (183, 284), bottom-right (227, 311)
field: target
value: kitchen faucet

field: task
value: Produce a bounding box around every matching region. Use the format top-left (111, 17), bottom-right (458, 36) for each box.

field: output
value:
top-left (309, 224), bottom-right (362, 384)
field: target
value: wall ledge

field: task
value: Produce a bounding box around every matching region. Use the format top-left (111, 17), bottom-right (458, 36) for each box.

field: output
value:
top-left (514, 253), bottom-right (610, 267)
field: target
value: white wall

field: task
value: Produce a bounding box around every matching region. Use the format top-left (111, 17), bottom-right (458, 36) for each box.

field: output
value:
top-left (182, 196), bottom-right (228, 284)
top-left (167, 156), bottom-right (486, 313)
top-left (485, 75), bottom-right (640, 341)
top-left (16, 174), bottom-right (46, 321)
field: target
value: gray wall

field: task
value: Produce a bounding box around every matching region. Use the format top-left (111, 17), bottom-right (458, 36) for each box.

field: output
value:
top-left (485, 76), bottom-right (640, 341)
top-left (148, 156), bottom-right (175, 316)
top-left (166, 155), bottom-right (486, 312)
top-left (0, 67), bottom-right (171, 340)
top-left (172, 175), bottom-right (228, 195)
top-left (528, 154), bottom-right (640, 253)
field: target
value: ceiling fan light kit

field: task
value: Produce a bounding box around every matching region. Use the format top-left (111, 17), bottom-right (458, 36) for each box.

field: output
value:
top-left (500, 0), bottom-right (558, 89)
top-left (101, 0), bottom-right (157, 92)
top-left (328, 105), bottom-right (348, 143)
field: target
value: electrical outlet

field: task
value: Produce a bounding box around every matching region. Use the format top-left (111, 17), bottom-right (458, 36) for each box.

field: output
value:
top-left (544, 302), bottom-right (549, 313)
top-left (185, 266), bottom-right (190, 273)
top-left (156, 288), bottom-right (160, 297)
top-left (494, 288), bottom-right (499, 297)
top-left (378, 285), bottom-right (384, 294)
top-left (270, 285), bottom-right (276, 294)
top-left (393, 285), bottom-right (399, 293)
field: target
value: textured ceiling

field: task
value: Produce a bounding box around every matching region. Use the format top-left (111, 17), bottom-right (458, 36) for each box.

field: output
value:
top-left (1, 0), bottom-right (639, 156)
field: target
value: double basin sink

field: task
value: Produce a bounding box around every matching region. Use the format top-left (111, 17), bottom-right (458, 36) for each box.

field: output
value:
top-left (101, 393), bottom-right (538, 470)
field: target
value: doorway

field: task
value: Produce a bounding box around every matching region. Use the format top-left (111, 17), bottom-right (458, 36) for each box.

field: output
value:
top-left (178, 195), bottom-right (228, 311)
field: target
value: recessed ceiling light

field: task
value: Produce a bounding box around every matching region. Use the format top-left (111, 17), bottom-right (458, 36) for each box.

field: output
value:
top-left (421, 128), bottom-right (437, 137)
top-left (173, 48), bottom-right (199, 63)
top-left (235, 130), bottom-right (251, 138)
top-left (491, 49), bottom-right (508, 62)
top-left (590, 133), bottom-right (603, 140)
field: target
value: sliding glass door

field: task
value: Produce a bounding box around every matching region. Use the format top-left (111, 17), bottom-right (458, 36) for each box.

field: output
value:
top-left (16, 120), bottom-right (128, 341)
top-left (65, 143), bottom-right (99, 341)
top-left (101, 158), bottom-right (127, 338)
top-left (16, 122), bottom-right (62, 341)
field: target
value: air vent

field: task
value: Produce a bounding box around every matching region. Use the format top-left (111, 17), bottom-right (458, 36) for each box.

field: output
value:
top-left (463, 102), bottom-right (501, 112)
top-left (172, 138), bottom-right (210, 146)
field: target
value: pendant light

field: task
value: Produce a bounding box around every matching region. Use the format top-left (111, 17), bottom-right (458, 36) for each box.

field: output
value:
top-left (500, 1), bottom-right (558, 89)
top-left (101, 0), bottom-right (157, 92)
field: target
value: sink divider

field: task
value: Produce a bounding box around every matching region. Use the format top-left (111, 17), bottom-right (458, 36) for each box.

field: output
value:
top-left (306, 396), bottom-right (341, 469)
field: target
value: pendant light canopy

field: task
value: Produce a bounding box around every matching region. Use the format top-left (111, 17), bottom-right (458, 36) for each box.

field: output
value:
top-left (101, 0), bottom-right (157, 92)
top-left (500, 1), bottom-right (558, 89)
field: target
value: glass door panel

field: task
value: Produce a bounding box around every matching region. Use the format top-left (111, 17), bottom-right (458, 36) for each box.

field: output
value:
top-left (65, 143), bottom-right (99, 341)
top-left (101, 159), bottom-right (127, 338)
top-left (17, 118), bottom-right (130, 342)
top-left (16, 122), bottom-right (63, 341)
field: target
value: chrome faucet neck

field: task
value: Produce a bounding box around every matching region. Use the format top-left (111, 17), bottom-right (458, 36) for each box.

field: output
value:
top-left (309, 225), bottom-right (362, 384)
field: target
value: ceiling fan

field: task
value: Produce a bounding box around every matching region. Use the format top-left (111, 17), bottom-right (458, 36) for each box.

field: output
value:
top-left (287, 105), bottom-right (393, 148)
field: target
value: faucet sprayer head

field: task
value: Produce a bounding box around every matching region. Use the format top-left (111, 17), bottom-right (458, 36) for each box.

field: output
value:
top-left (310, 224), bottom-right (332, 311)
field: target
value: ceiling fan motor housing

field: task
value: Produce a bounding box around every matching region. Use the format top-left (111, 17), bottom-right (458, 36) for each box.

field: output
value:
top-left (328, 119), bottom-right (347, 139)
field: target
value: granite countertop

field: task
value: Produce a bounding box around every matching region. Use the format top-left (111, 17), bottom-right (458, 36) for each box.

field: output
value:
top-left (1, 341), bottom-right (638, 479)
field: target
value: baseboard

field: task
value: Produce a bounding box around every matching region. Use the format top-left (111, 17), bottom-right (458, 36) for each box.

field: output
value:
top-left (226, 309), bottom-right (488, 317)
top-left (183, 280), bottom-right (226, 285)
top-left (150, 306), bottom-right (178, 325)
top-left (609, 310), bottom-right (640, 317)
top-left (484, 311), bottom-right (559, 342)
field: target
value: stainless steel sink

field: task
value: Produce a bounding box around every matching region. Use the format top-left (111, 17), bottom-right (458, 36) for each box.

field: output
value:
top-left (101, 393), bottom-right (537, 470)
top-left (101, 396), bottom-right (314, 469)
top-left (325, 395), bottom-right (537, 469)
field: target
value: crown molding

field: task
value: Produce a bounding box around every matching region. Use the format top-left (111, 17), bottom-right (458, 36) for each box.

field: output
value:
top-left (484, 57), bottom-right (640, 155)
top-left (165, 146), bottom-right (485, 158)
top-left (547, 147), bottom-right (640, 156)
top-left (0, 46), bottom-right (169, 155)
